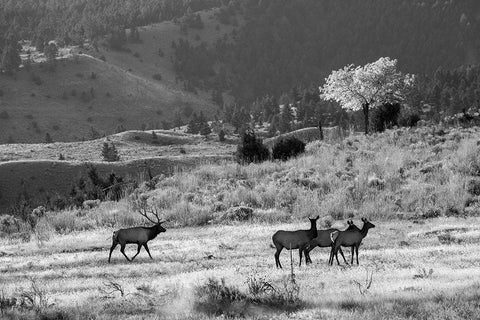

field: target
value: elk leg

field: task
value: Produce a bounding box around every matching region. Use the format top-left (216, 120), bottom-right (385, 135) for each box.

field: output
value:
top-left (108, 242), bottom-right (118, 263)
top-left (274, 246), bottom-right (283, 269)
top-left (338, 247), bottom-right (348, 264)
top-left (355, 245), bottom-right (359, 265)
top-left (328, 246), bottom-right (334, 265)
top-left (120, 244), bottom-right (131, 262)
top-left (298, 248), bottom-right (303, 267)
top-left (143, 243), bottom-right (153, 259)
top-left (131, 244), bottom-right (142, 261)
top-left (335, 248), bottom-right (341, 265)
top-left (351, 246), bottom-right (354, 264)
top-left (305, 248), bottom-right (312, 264)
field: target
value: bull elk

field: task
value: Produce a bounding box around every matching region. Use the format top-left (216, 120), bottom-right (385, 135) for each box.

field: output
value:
top-left (329, 218), bottom-right (375, 265)
top-left (108, 207), bottom-right (167, 263)
top-left (304, 220), bottom-right (359, 265)
top-left (272, 216), bottom-right (319, 268)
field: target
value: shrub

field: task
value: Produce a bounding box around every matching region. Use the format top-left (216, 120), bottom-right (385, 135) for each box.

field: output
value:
top-left (467, 178), bottom-right (480, 196)
top-left (272, 136), bottom-right (306, 161)
top-left (194, 278), bottom-right (246, 317)
top-left (370, 102), bottom-right (400, 132)
top-left (399, 109), bottom-right (421, 127)
top-left (236, 129), bottom-right (269, 163)
top-left (152, 73), bottom-right (162, 81)
top-left (0, 215), bottom-right (22, 234)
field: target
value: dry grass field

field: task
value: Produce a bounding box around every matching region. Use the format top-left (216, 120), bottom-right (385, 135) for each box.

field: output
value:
top-left (1, 217), bottom-right (479, 319)
top-left (2, 125), bottom-right (480, 318)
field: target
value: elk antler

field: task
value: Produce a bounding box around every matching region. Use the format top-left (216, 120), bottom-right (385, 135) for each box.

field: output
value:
top-left (137, 205), bottom-right (162, 224)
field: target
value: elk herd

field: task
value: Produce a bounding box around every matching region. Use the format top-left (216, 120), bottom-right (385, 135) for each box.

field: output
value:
top-left (108, 205), bottom-right (375, 269)
top-left (272, 216), bottom-right (375, 268)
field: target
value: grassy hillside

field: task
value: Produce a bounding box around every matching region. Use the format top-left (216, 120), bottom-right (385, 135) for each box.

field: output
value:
top-left (0, 9), bottom-right (234, 144)
top-left (0, 129), bottom-right (235, 210)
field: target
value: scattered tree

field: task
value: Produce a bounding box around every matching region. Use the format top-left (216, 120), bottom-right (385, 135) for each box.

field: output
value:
top-left (45, 132), bottom-right (53, 143)
top-left (320, 57), bottom-right (413, 134)
top-left (0, 32), bottom-right (21, 75)
top-left (236, 129), bottom-right (269, 163)
top-left (200, 124), bottom-right (212, 136)
top-left (218, 129), bottom-right (226, 142)
top-left (44, 42), bottom-right (58, 70)
top-left (102, 142), bottom-right (120, 162)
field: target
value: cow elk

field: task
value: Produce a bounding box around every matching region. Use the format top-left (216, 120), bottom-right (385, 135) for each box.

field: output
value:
top-left (304, 220), bottom-right (359, 265)
top-left (108, 207), bottom-right (167, 263)
top-left (330, 218), bottom-right (375, 265)
top-left (272, 216), bottom-right (319, 268)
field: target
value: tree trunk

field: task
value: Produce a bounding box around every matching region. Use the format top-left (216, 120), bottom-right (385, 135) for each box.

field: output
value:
top-left (363, 103), bottom-right (370, 135)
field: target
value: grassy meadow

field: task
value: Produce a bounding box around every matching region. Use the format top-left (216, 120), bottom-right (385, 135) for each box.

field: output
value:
top-left (1, 218), bottom-right (480, 319)
top-left (2, 124), bottom-right (480, 318)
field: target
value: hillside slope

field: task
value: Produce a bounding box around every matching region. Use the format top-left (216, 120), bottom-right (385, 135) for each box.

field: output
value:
top-left (0, 9), bottom-right (233, 144)
top-left (0, 128), bottom-right (235, 210)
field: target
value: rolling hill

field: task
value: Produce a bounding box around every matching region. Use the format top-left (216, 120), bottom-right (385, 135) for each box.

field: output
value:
top-left (0, 9), bottom-right (233, 144)
top-left (0, 129), bottom-right (235, 210)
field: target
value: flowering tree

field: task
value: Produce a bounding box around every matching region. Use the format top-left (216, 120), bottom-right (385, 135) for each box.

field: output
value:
top-left (320, 57), bottom-right (413, 134)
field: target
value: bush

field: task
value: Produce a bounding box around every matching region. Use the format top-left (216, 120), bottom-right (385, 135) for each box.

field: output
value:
top-left (399, 109), bottom-right (421, 127)
top-left (0, 215), bottom-right (22, 234)
top-left (194, 276), bottom-right (304, 318)
top-left (467, 178), bottom-right (480, 196)
top-left (237, 129), bottom-right (270, 163)
top-left (194, 278), bottom-right (246, 317)
top-left (370, 103), bottom-right (401, 132)
top-left (272, 136), bottom-right (306, 161)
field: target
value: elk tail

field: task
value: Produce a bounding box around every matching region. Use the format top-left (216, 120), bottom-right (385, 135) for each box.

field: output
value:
top-left (330, 231), bottom-right (339, 244)
top-left (112, 230), bottom-right (119, 242)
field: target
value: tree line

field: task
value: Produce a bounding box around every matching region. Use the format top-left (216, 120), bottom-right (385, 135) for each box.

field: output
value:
top-left (170, 0), bottom-right (480, 131)
top-left (0, 0), bottom-right (225, 72)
